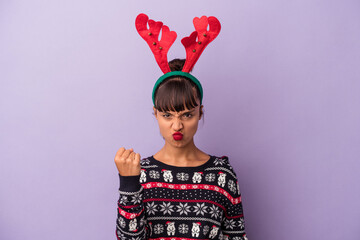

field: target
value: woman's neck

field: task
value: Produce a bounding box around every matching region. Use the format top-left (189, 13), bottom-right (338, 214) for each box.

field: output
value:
top-left (154, 140), bottom-right (209, 166)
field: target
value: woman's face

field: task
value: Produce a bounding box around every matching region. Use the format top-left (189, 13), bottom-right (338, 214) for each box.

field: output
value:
top-left (153, 102), bottom-right (203, 148)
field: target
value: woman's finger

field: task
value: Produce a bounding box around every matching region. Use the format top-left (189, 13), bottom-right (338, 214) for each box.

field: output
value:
top-left (135, 153), bottom-right (141, 163)
top-left (122, 149), bottom-right (132, 159)
top-left (115, 147), bottom-right (125, 159)
top-left (128, 152), bottom-right (136, 161)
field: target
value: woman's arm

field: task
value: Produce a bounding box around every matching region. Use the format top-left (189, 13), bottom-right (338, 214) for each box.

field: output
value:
top-left (220, 157), bottom-right (249, 240)
top-left (116, 175), bottom-right (147, 240)
top-left (114, 147), bottom-right (148, 239)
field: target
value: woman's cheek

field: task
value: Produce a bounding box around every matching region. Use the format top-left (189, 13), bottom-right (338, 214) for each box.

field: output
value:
top-left (188, 120), bottom-right (199, 135)
top-left (158, 120), bottom-right (171, 137)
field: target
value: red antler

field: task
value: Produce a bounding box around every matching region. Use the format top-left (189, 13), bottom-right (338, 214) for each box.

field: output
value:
top-left (181, 16), bottom-right (221, 73)
top-left (135, 13), bottom-right (177, 74)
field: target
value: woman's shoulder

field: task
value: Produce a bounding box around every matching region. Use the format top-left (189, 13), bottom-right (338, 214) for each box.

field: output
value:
top-left (139, 156), bottom-right (153, 166)
top-left (209, 155), bottom-right (238, 176)
top-left (211, 155), bottom-right (231, 167)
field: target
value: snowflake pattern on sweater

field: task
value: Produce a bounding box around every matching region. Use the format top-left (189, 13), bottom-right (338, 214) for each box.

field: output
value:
top-left (116, 155), bottom-right (248, 240)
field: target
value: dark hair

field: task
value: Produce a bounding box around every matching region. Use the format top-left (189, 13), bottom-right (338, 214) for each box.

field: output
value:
top-left (154, 59), bottom-right (202, 112)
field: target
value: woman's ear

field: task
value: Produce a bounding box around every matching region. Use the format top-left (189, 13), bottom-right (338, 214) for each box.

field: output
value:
top-left (199, 105), bottom-right (204, 119)
top-left (153, 107), bottom-right (158, 119)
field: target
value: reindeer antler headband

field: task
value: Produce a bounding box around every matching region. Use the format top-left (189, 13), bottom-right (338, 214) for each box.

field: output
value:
top-left (135, 13), bottom-right (221, 106)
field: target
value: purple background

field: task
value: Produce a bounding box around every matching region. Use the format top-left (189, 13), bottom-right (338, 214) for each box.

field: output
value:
top-left (1, 0), bottom-right (359, 239)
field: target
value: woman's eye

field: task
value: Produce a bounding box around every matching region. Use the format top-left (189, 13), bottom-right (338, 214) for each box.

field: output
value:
top-left (162, 114), bottom-right (171, 118)
top-left (184, 113), bottom-right (193, 118)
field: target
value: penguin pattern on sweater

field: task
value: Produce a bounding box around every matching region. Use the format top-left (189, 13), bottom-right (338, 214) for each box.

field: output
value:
top-left (116, 155), bottom-right (248, 240)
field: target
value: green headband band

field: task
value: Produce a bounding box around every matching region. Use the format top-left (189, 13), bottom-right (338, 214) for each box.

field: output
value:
top-left (152, 71), bottom-right (203, 106)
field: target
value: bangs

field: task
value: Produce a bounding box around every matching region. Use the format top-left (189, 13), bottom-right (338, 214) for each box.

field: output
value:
top-left (154, 77), bottom-right (200, 112)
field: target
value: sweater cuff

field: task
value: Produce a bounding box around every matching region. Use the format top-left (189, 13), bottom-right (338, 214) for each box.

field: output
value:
top-left (119, 174), bottom-right (141, 192)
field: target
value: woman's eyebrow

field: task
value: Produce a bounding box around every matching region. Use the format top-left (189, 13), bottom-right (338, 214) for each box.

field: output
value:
top-left (163, 109), bottom-right (195, 115)
top-left (182, 110), bottom-right (195, 114)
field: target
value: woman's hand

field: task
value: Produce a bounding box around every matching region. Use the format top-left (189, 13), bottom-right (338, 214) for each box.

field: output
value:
top-left (114, 147), bottom-right (141, 176)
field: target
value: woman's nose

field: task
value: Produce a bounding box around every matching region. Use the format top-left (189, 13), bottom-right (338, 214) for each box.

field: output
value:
top-left (172, 117), bottom-right (183, 131)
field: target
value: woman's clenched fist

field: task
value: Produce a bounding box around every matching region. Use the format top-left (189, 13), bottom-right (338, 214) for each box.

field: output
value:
top-left (114, 147), bottom-right (141, 176)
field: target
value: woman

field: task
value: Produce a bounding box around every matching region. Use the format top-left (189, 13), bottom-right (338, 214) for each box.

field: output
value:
top-left (114, 58), bottom-right (248, 240)
top-left (115, 13), bottom-right (248, 239)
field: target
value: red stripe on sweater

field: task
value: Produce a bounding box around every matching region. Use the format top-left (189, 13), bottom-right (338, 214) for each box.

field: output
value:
top-left (118, 204), bottom-right (140, 209)
top-left (141, 182), bottom-right (241, 205)
top-left (118, 207), bottom-right (144, 219)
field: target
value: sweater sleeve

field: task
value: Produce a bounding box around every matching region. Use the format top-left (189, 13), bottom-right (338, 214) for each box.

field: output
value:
top-left (115, 174), bottom-right (148, 240)
top-left (221, 158), bottom-right (249, 240)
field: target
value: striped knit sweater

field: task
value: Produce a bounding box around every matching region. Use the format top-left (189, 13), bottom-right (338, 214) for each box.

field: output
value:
top-left (116, 155), bottom-right (248, 240)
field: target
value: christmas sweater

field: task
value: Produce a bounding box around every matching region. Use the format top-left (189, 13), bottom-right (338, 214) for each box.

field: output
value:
top-left (116, 155), bottom-right (248, 240)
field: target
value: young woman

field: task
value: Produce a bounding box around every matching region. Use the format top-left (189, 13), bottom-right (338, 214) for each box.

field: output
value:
top-left (114, 59), bottom-right (248, 240)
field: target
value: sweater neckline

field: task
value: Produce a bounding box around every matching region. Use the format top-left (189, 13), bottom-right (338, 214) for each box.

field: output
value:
top-left (149, 155), bottom-right (215, 171)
